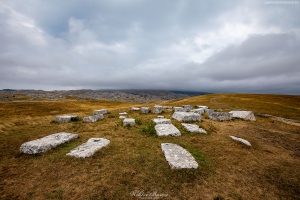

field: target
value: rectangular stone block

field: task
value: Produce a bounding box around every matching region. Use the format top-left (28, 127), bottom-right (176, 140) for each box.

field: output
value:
top-left (93, 109), bottom-right (108, 115)
top-left (83, 114), bottom-right (104, 122)
top-left (141, 107), bottom-right (150, 114)
top-left (123, 118), bottom-right (135, 126)
top-left (153, 105), bottom-right (163, 114)
top-left (172, 112), bottom-right (201, 122)
top-left (153, 118), bottom-right (171, 124)
top-left (56, 115), bottom-right (77, 123)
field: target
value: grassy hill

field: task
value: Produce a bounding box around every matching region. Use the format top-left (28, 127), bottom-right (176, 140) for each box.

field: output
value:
top-left (0, 94), bottom-right (299, 199)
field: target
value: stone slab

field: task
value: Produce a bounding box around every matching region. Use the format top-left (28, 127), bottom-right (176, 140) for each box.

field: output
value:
top-left (56, 115), bottom-right (77, 123)
top-left (141, 107), bottom-right (150, 114)
top-left (155, 124), bottom-right (181, 136)
top-left (153, 105), bottom-right (163, 114)
top-left (190, 108), bottom-right (206, 115)
top-left (161, 143), bottom-right (198, 169)
top-left (123, 118), bottom-right (135, 126)
top-left (131, 107), bottom-right (140, 111)
top-left (119, 116), bottom-right (126, 119)
top-left (230, 136), bottom-right (251, 146)
top-left (181, 123), bottom-right (207, 134)
top-left (83, 114), bottom-right (104, 122)
top-left (197, 105), bottom-right (208, 109)
top-left (93, 109), bottom-right (108, 115)
top-left (174, 107), bottom-right (185, 112)
top-left (119, 112), bottom-right (128, 115)
top-left (153, 118), bottom-right (171, 124)
top-left (229, 111), bottom-right (256, 121)
top-left (20, 132), bottom-right (78, 154)
top-left (67, 138), bottom-right (110, 158)
top-left (183, 105), bottom-right (192, 112)
top-left (172, 112), bottom-right (201, 122)
top-left (208, 112), bottom-right (232, 121)
top-left (157, 115), bottom-right (164, 118)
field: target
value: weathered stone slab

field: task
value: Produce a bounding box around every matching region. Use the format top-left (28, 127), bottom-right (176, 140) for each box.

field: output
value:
top-left (131, 107), bottom-right (140, 111)
top-left (174, 107), bottom-right (185, 112)
top-left (183, 105), bottom-right (192, 112)
top-left (172, 112), bottom-right (201, 122)
top-left (229, 111), bottom-right (256, 121)
top-left (119, 112), bottom-right (128, 115)
top-left (141, 107), bottom-right (150, 114)
top-left (83, 114), bottom-right (104, 123)
top-left (153, 118), bottom-right (171, 124)
top-left (157, 115), bottom-right (164, 118)
top-left (20, 132), bottom-right (78, 154)
top-left (197, 105), bottom-right (208, 109)
top-left (205, 109), bottom-right (214, 115)
top-left (155, 124), bottom-right (181, 136)
top-left (181, 123), bottom-right (207, 134)
top-left (190, 108), bottom-right (206, 115)
top-left (56, 115), bottom-right (77, 123)
top-left (119, 116), bottom-right (126, 119)
top-left (153, 105), bottom-right (163, 114)
top-left (123, 118), bottom-right (135, 126)
top-left (208, 112), bottom-right (232, 121)
top-left (230, 136), bottom-right (251, 146)
top-left (161, 143), bottom-right (198, 169)
top-left (66, 138), bottom-right (110, 158)
top-left (93, 109), bottom-right (108, 115)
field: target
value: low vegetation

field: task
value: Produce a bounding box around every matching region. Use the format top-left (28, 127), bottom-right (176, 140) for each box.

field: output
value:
top-left (0, 94), bottom-right (299, 199)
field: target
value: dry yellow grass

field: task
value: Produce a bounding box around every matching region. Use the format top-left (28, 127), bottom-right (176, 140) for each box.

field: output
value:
top-left (0, 94), bottom-right (299, 199)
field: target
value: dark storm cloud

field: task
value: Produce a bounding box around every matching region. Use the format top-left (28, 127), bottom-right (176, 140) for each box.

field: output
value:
top-left (0, 0), bottom-right (299, 93)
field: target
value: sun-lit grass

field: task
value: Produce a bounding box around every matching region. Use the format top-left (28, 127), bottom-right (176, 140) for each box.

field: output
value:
top-left (0, 94), bottom-right (299, 199)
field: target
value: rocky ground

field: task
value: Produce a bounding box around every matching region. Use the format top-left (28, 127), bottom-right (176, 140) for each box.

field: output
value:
top-left (0, 89), bottom-right (209, 102)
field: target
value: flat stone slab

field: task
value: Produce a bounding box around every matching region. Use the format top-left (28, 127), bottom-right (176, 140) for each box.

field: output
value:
top-left (208, 112), bottom-right (232, 121)
top-left (172, 112), bottom-right (201, 122)
top-left (56, 115), bottom-right (77, 123)
top-left (141, 107), bottom-right (150, 114)
top-left (93, 109), bottom-right (108, 115)
top-left (181, 123), bottom-right (207, 134)
top-left (119, 112), bottom-right (128, 115)
top-left (155, 124), bottom-right (181, 136)
top-left (197, 105), bottom-right (208, 109)
top-left (174, 107), bottom-right (185, 112)
top-left (153, 118), bottom-right (171, 124)
top-left (229, 111), bottom-right (256, 121)
top-left (20, 132), bottom-right (78, 154)
top-left (131, 107), bottom-right (140, 111)
top-left (230, 136), bottom-right (251, 146)
top-left (83, 114), bottom-right (104, 122)
top-left (123, 118), bottom-right (135, 126)
top-left (190, 108), bottom-right (206, 115)
top-left (153, 105), bottom-right (163, 114)
top-left (161, 143), bottom-right (198, 169)
top-left (157, 115), bottom-right (164, 118)
top-left (119, 116), bottom-right (126, 119)
top-left (66, 138), bottom-right (110, 158)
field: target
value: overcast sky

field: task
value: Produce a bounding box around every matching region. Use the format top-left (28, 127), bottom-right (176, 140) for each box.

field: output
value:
top-left (0, 0), bottom-right (299, 94)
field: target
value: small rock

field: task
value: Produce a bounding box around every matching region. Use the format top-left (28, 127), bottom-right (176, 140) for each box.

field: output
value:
top-left (161, 143), bottom-right (198, 169)
top-left (153, 118), bottom-right (171, 124)
top-left (153, 105), bottom-right (163, 114)
top-left (172, 112), bottom-right (201, 122)
top-left (229, 111), bottom-right (256, 121)
top-left (67, 138), bottom-right (110, 158)
top-left (230, 136), bottom-right (251, 146)
top-left (119, 116), bottom-right (126, 119)
top-left (83, 114), bottom-right (104, 122)
top-left (157, 115), bottom-right (164, 118)
top-left (20, 132), bottom-right (78, 154)
top-left (123, 118), bottom-right (135, 126)
top-left (119, 112), bottom-right (128, 115)
top-left (181, 123), bottom-right (207, 134)
top-left (93, 109), bottom-right (108, 115)
top-left (155, 124), bottom-right (181, 136)
top-left (141, 107), bottom-right (150, 114)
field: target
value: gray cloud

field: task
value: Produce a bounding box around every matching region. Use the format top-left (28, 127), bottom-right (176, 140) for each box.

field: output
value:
top-left (0, 0), bottom-right (299, 94)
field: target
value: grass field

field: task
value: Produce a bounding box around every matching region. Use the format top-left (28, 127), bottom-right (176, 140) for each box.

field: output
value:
top-left (0, 94), bottom-right (299, 200)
